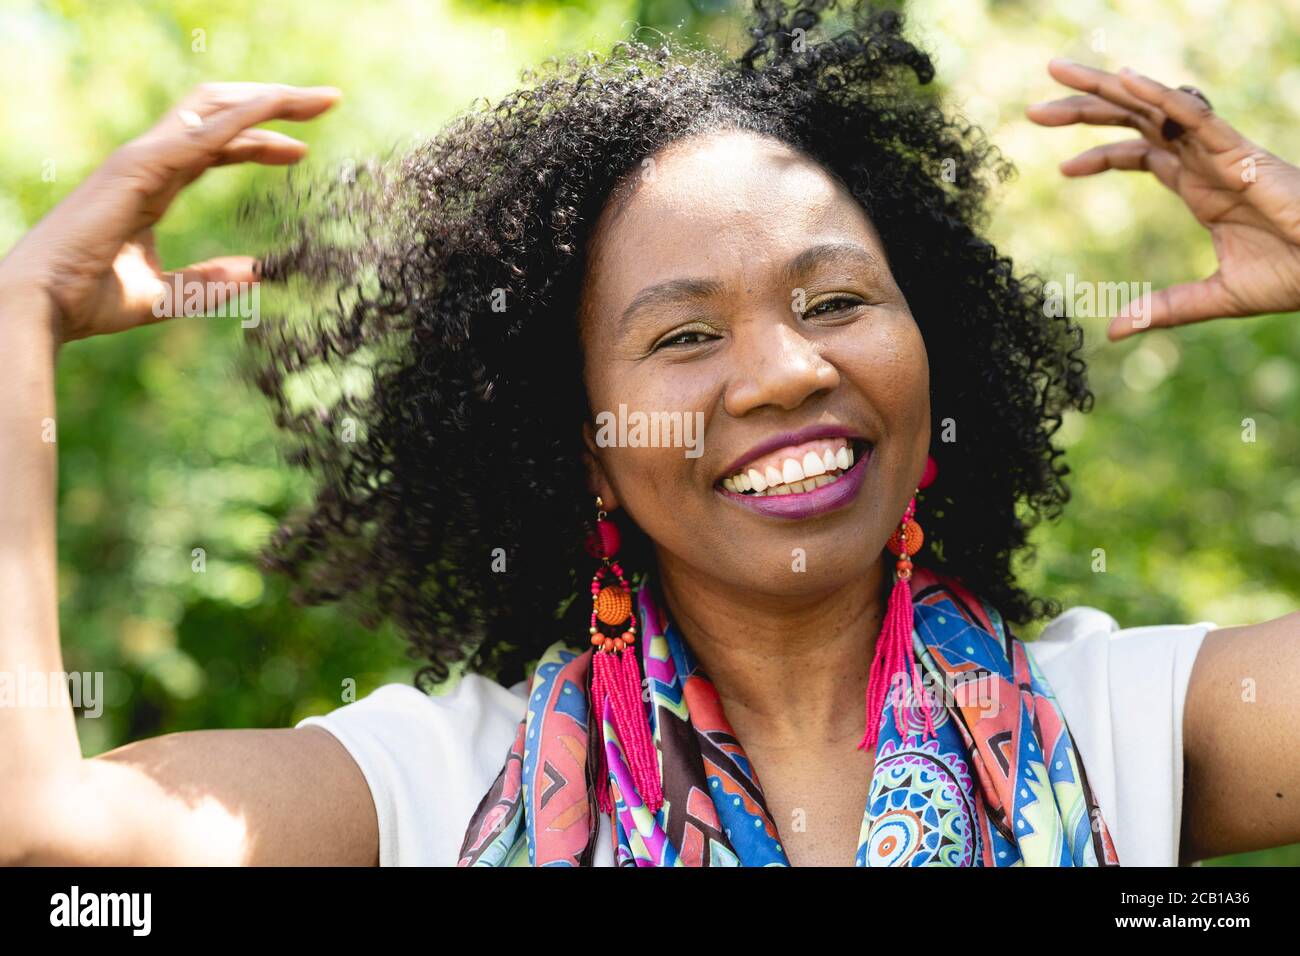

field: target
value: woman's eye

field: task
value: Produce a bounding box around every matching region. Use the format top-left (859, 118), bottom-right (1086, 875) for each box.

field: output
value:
top-left (655, 330), bottom-right (716, 350)
top-left (804, 296), bottom-right (864, 318)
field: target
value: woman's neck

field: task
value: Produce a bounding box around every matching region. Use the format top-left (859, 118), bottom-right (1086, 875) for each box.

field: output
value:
top-left (653, 554), bottom-right (887, 749)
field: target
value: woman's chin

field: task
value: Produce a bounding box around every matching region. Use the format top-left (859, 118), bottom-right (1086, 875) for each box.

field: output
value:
top-left (700, 548), bottom-right (883, 598)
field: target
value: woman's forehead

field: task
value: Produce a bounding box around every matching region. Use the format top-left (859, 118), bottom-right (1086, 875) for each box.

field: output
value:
top-left (586, 129), bottom-right (883, 303)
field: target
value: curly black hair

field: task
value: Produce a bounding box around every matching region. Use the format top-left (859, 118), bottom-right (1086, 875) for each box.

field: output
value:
top-left (245, 0), bottom-right (1091, 689)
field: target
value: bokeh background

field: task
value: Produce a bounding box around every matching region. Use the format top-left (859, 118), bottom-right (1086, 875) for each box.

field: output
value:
top-left (1, 0), bottom-right (1297, 864)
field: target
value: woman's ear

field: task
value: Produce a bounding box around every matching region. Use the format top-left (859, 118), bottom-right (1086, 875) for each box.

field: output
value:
top-left (581, 420), bottom-right (620, 511)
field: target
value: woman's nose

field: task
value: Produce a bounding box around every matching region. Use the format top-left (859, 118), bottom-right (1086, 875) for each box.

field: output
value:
top-left (723, 319), bottom-right (840, 417)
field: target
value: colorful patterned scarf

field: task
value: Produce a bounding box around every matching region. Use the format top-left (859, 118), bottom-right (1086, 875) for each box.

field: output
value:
top-left (458, 567), bottom-right (1120, 866)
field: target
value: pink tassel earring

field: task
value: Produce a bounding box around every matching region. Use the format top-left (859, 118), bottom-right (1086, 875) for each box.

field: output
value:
top-left (586, 497), bottom-right (663, 814)
top-left (859, 455), bottom-right (940, 753)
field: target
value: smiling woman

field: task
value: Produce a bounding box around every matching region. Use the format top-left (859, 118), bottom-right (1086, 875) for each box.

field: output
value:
top-left (250, 8), bottom-right (1088, 693)
top-left (2, 0), bottom-right (1299, 870)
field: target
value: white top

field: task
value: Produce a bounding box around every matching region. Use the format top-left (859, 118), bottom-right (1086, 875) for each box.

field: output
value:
top-left (296, 607), bottom-right (1214, 867)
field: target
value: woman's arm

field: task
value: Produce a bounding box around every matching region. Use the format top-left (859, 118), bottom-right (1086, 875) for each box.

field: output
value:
top-left (0, 83), bottom-right (379, 865)
top-left (1029, 60), bottom-right (1300, 861)
top-left (1181, 614), bottom-right (1300, 862)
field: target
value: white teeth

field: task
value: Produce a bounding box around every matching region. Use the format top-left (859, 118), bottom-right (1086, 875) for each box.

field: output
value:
top-left (723, 442), bottom-right (866, 496)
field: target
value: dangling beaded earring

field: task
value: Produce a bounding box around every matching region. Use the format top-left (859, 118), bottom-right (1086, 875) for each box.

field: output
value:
top-left (859, 454), bottom-right (941, 753)
top-left (585, 497), bottom-right (664, 814)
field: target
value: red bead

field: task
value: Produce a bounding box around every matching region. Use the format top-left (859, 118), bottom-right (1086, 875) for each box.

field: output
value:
top-left (919, 455), bottom-right (938, 490)
top-left (584, 518), bottom-right (622, 559)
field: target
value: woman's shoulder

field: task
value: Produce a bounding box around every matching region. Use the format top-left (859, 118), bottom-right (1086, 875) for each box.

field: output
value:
top-left (297, 674), bottom-right (528, 761)
top-left (295, 674), bottom-right (527, 866)
top-left (1025, 603), bottom-right (1215, 706)
top-left (1024, 602), bottom-right (1216, 753)
top-left (301, 673), bottom-right (528, 725)
top-left (1030, 604), bottom-right (1216, 654)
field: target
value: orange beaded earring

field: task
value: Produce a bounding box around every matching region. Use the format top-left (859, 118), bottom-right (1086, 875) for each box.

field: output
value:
top-left (586, 497), bottom-right (636, 653)
top-left (584, 497), bottom-right (663, 814)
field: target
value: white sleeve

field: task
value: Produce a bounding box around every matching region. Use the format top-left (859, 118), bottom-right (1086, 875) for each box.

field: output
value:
top-left (1026, 607), bottom-right (1214, 866)
top-left (296, 675), bottom-right (527, 866)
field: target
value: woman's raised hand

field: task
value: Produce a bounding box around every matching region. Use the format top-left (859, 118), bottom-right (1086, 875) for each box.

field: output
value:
top-left (1027, 59), bottom-right (1300, 340)
top-left (0, 82), bottom-right (386, 868)
top-left (0, 82), bottom-right (340, 343)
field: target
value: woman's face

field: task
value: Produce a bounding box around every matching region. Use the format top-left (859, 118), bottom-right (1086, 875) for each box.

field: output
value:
top-left (579, 129), bottom-right (931, 598)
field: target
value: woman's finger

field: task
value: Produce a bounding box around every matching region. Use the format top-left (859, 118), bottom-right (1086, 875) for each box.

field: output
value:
top-left (1045, 59), bottom-right (1164, 128)
top-left (212, 129), bottom-right (309, 167)
top-left (144, 255), bottom-right (260, 328)
top-left (1107, 274), bottom-right (1241, 341)
top-left (166, 254), bottom-right (258, 290)
top-left (1059, 138), bottom-right (1182, 191)
top-left (1115, 69), bottom-right (1244, 153)
top-left (1025, 93), bottom-right (1163, 142)
top-left (158, 83), bottom-right (341, 135)
top-left (152, 85), bottom-right (340, 172)
top-left (46, 84), bottom-right (339, 263)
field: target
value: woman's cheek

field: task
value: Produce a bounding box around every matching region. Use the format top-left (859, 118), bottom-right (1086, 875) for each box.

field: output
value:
top-left (602, 443), bottom-right (702, 549)
top-left (833, 313), bottom-right (927, 407)
top-left (591, 377), bottom-right (712, 496)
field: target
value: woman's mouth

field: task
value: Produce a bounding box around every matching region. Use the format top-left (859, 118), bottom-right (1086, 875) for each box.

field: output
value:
top-left (715, 437), bottom-right (871, 519)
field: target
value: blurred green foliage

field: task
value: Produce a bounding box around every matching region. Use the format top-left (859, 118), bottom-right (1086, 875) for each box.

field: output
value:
top-left (1, 0), bottom-right (1296, 864)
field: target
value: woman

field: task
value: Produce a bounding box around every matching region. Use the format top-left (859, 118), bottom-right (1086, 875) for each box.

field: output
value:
top-left (2, 2), bottom-right (1298, 867)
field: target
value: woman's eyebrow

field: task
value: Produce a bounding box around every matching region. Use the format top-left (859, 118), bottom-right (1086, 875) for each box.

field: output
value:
top-left (783, 241), bottom-right (883, 282)
top-left (618, 277), bottom-right (724, 333)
